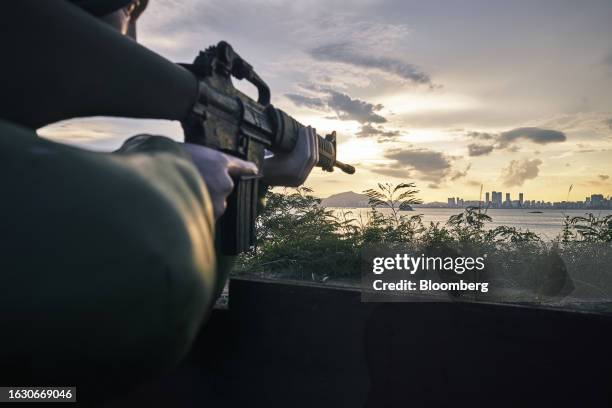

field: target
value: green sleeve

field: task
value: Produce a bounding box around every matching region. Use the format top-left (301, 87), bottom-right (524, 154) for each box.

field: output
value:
top-left (0, 120), bottom-right (217, 385)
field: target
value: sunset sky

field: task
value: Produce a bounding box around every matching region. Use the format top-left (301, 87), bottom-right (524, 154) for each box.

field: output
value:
top-left (40, 0), bottom-right (612, 202)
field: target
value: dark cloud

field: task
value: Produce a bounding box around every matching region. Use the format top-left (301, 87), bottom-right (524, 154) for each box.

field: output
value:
top-left (499, 127), bottom-right (566, 146)
top-left (309, 42), bottom-right (433, 87)
top-left (501, 159), bottom-right (542, 187)
top-left (379, 148), bottom-right (452, 182)
top-left (285, 93), bottom-right (325, 109)
top-left (467, 143), bottom-right (495, 157)
top-left (450, 164), bottom-right (471, 181)
top-left (465, 127), bottom-right (566, 155)
top-left (355, 124), bottom-right (400, 142)
top-left (285, 89), bottom-right (387, 124)
top-left (466, 131), bottom-right (496, 141)
top-left (598, 174), bottom-right (609, 181)
top-left (385, 149), bottom-right (451, 173)
top-left (327, 90), bottom-right (386, 123)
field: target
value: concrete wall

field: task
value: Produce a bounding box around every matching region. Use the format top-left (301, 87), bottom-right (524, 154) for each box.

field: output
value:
top-left (111, 277), bottom-right (612, 407)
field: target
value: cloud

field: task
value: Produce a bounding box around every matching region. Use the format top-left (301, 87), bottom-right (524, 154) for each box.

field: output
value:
top-left (450, 164), bottom-right (471, 181)
top-left (506, 145), bottom-right (521, 153)
top-left (499, 127), bottom-right (566, 146)
top-left (326, 90), bottom-right (386, 123)
top-left (464, 127), bottom-right (566, 156)
top-left (355, 124), bottom-right (401, 142)
top-left (536, 112), bottom-right (612, 136)
top-left (588, 174), bottom-right (612, 186)
top-left (467, 143), bottom-right (495, 156)
top-left (369, 166), bottom-right (411, 178)
top-left (285, 89), bottom-right (386, 124)
top-left (501, 159), bottom-right (542, 187)
top-left (38, 117), bottom-right (182, 151)
top-left (385, 149), bottom-right (451, 174)
top-left (285, 93), bottom-right (325, 109)
top-left (378, 148), bottom-right (452, 183)
top-left (466, 131), bottom-right (496, 141)
top-left (309, 42), bottom-right (434, 87)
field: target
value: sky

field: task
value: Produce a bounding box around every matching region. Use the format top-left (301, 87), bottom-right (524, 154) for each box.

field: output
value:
top-left (39, 0), bottom-right (612, 202)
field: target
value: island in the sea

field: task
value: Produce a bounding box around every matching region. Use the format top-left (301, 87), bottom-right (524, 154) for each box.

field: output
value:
top-left (320, 191), bottom-right (415, 210)
top-left (320, 191), bottom-right (370, 208)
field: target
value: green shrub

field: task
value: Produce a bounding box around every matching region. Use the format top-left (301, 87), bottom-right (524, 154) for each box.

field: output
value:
top-left (234, 183), bottom-right (612, 288)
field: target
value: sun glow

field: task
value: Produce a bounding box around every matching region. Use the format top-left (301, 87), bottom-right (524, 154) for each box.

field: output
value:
top-left (335, 137), bottom-right (385, 164)
top-left (379, 91), bottom-right (480, 115)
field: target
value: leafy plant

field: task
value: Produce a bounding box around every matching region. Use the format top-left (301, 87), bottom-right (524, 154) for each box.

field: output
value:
top-left (363, 182), bottom-right (422, 225)
top-left (567, 213), bottom-right (612, 242)
top-left (235, 182), bottom-right (612, 292)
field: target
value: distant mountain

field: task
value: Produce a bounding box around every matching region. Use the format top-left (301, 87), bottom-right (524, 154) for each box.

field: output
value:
top-left (320, 191), bottom-right (370, 208)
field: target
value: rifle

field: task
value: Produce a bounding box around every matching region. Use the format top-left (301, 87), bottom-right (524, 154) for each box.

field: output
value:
top-left (180, 41), bottom-right (355, 255)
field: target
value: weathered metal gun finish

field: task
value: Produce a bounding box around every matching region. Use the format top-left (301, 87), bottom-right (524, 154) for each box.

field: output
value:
top-left (181, 41), bottom-right (354, 255)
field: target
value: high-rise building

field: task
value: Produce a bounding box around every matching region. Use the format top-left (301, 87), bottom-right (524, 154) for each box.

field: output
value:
top-left (448, 197), bottom-right (456, 207)
top-left (503, 193), bottom-right (511, 208)
top-left (519, 193), bottom-right (524, 206)
top-left (491, 191), bottom-right (502, 207)
top-left (591, 194), bottom-right (604, 207)
top-left (485, 192), bottom-right (490, 204)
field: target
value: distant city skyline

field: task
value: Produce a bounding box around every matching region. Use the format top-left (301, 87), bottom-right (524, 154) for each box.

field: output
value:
top-left (441, 192), bottom-right (611, 209)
